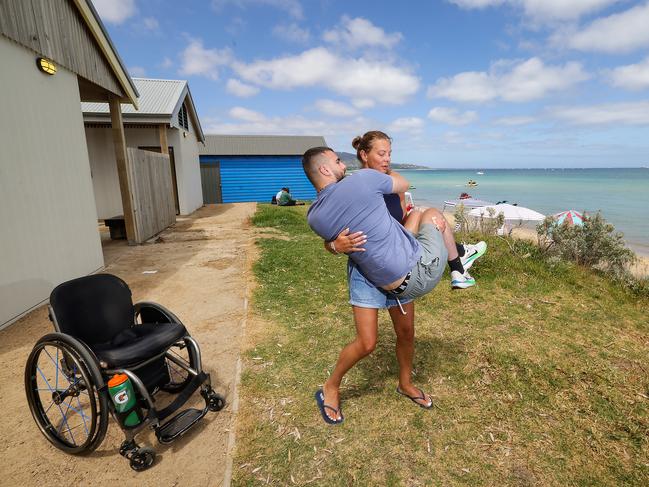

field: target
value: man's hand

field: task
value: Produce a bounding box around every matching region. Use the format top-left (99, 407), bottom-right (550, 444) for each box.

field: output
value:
top-left (326, 228), bottom-right (367, 254)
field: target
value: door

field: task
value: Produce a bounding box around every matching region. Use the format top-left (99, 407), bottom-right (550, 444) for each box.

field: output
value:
top-left (201, 162), bottom-right (222, 203)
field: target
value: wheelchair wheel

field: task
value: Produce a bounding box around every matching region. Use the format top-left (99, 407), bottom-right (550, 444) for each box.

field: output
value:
top-left (25, 333), bottom-right (109, 454)
top-left (161, 340), bottom-right (196, 393)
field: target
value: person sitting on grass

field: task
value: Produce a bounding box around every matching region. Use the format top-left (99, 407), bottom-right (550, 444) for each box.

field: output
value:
top-left (302, 145), bottom-right (485, 425)
top-left (277, 187), bottom-right (304, 206)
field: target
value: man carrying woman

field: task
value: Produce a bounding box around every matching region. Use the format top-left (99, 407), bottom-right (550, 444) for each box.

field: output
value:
top-left (303, 131), bottom-right (486, 424)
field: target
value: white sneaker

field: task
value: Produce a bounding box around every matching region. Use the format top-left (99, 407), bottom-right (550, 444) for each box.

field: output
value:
top-left (460, 241), bottom-right (487, 271)
top-left (451, 270), bottom-right (476, 289)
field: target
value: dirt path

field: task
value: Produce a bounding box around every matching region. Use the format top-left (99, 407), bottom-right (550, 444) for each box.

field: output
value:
top-left (0, 203), bottom-right (256, 486)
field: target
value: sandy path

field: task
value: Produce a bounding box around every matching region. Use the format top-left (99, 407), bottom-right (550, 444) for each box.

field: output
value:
top-left (0, 203), bottom-right (256, 486)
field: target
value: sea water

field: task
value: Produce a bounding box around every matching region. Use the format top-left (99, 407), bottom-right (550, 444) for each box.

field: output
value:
top-left (400, 168), bottom-right (649, 256)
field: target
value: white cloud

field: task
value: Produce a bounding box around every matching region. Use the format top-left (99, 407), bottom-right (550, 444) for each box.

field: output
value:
top-left (387, 117), bottom-right (425, 133)
top-left (161, 57), bottom-right (173, 69)
top-left (493, 115), bottom-right (537, 125)
top-left (233, 47), bottom-right (419, 104)
top-left (142, 17), bottom-right (159, 30)
top-left (550, 101), bottom-right (649, 125)
top-left (273, 23), bottom-right (310, 43)
top-left (314, 99), bottom-right (358, 117)
top-left (323, 16), bottom-right (402, 50)
top-left (94, 0), bottom-right (137, 24)
top-left (204, 113), bottom-right (368, 140)
top-left (352, 98), bottom-right (376, 109)
top-left (428, 107), bottom-right (478, 125)
top-left (558, 2), bottom-right (649, 53)
top-left (211, 0), bottom-right (303, 19)
top-left (609, 56), bottom-right (649, 90)
top-left (428, 57), bottom-right (589, 103)
top-left (128, 66), bottom-right (147, 77)
top-left (448, 0), bottom-right (619, 21)
top-left (179, 40), bottom-right (232, 80)
top-left (229, 107), bottom-right (266, 122)
top-left (226, 79), bottom-right (260, 97)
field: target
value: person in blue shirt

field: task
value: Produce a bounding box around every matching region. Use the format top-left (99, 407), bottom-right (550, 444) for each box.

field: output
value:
top-left (304, 138), bottom-right (485, 424)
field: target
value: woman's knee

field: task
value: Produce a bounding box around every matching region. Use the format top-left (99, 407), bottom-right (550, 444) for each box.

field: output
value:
top-left (357, 336), bottom-right (377, 356)
top-left (422, 208), bottom-right (447, 232)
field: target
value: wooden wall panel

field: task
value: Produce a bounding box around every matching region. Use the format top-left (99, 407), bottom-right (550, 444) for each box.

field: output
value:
top-left (126, 148), bottom-right (176, 243)
top-left (0, 0), bottom-right (124, 98)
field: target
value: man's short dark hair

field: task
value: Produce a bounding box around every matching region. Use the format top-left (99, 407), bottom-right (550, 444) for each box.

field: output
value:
top-left (302, 146), bottom-right (333, 184)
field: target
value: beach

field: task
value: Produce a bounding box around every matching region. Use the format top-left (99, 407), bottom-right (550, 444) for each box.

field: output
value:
top-left (442, 211), bottom-right (649, 278)
top-left (404, 168), bottom-right (649, 257)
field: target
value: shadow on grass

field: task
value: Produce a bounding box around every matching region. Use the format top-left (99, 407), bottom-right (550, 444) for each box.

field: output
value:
top-left (342, 335), bottom-right (467, 401)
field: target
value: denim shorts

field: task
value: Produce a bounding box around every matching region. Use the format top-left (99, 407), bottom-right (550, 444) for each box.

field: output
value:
top-left (348, 260), bottom-right (413, 309)
top-left (399, 223), bottom-right (448, 300)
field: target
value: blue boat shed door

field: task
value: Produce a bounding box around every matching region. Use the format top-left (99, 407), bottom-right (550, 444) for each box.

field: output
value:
top-left (199, 155), bottom-right (317, 203)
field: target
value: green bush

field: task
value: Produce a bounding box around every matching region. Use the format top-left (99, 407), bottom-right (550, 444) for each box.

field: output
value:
top-left (453, 202), bottom-right (505, 235)
top-left (537, 212), bottom-right (635, 279)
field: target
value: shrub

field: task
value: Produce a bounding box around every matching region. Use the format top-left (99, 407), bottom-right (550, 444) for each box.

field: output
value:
top-left (453, 203), bottom-right (505, 236)
top-left (536, 211), bottom-right (635, 278)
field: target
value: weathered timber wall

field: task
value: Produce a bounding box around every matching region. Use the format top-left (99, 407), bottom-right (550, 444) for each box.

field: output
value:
top-left (0, 0), bottom-right (124, 97)
top-left (126, 148), bottom-right (176, 243)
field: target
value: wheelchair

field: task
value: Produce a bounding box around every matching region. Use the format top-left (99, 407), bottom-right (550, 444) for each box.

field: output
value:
top-left (24, 274), bottom-right (225, 471)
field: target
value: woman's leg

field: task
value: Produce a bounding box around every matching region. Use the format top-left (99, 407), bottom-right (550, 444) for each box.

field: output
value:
top-left (403, 208), bottom-right (458, 260)
top-left (388, 301), bottom-right (432, 406)
top-left (322, 306), bottom-right (379, 420)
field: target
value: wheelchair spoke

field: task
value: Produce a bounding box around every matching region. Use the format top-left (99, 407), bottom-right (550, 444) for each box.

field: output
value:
top-left (75, 396), bottom-right (90, 435)
top-left (55, 400), bottom-right (76, 444)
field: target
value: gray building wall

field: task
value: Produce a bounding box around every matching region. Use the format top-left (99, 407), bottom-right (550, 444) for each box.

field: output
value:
top-left (85, 117), bottom-right (203, 218)
top-left (0, 38), bottom-right (104, 329)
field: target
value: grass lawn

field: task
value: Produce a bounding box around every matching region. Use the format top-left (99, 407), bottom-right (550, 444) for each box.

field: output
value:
top-left (233, 204), bottom-right (648, 486)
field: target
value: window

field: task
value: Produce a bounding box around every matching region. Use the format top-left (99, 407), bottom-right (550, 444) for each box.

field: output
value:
top-left (177, 103), bottom-right (189, 130)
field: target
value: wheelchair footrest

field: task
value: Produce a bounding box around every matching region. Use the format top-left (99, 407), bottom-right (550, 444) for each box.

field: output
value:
top-left (156, 408), bottom-right (206, 444)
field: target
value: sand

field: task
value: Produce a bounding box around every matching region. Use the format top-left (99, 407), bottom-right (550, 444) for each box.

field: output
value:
top-left (0, 203), bottom-right (257, 487)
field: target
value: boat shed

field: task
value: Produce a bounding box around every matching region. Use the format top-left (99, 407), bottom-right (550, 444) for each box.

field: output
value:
top-left (0, 0), bottom-right (138, 329)
top-left (82, 78), bottom-right (205, 217)
top-left (198, 135), bottom-right (325, 203)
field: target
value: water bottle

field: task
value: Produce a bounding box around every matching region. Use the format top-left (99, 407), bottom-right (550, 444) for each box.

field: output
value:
top-left (108, 373), bottom-right (141, 427)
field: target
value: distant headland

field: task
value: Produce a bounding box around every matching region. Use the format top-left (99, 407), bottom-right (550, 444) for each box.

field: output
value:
top-left (337, 151), bottom-right (430, 170)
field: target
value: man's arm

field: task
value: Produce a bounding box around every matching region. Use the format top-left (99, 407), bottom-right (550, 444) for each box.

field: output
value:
top-left (389, 171), bottom-right (409, 194)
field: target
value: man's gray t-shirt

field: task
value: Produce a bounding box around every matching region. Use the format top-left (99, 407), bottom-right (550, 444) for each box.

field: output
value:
top-left (307, 169), bottom-right (420, 287)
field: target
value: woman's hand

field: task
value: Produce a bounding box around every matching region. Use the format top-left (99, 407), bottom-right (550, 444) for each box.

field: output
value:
top-left (326, 228), bottom-right (367, 254)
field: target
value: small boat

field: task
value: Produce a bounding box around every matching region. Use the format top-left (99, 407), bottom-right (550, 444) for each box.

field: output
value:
top-left (476, 171), bottom-right (484, 175)
top-left (467, 180), bottom-right (478, 187)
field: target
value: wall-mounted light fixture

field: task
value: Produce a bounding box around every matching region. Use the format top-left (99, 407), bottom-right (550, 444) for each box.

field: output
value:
top-left (36, 57), bottom-right (57, 75)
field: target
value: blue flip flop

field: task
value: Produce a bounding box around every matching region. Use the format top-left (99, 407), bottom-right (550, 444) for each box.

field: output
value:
top-left (315, 389), bottom-right (344, 425)
top-left (396, 386), bottom-right (433, 409)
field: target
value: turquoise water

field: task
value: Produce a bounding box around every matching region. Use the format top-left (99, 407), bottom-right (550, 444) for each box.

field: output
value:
top-left (400, 168), bottom-right (649, 256)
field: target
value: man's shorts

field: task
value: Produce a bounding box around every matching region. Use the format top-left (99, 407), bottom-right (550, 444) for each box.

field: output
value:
top-left (398, 223), bottom-right (448, 300)
top-left (348, 260), bottom-right (413, 309)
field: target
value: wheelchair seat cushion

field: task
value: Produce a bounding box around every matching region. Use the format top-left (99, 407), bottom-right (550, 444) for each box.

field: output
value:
top-left (93, 323), bottom-right (187, 368)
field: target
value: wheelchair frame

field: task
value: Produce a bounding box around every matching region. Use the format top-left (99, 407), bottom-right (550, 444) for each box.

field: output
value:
top-left (24, 284), bottom-right (225, 471)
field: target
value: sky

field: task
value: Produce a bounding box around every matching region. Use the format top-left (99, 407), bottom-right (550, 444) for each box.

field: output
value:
top-left (93, 0), bottom-right (649, 168)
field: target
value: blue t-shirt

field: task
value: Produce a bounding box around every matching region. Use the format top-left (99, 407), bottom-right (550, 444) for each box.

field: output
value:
top-left (307, 169), bottom-right (420, 287)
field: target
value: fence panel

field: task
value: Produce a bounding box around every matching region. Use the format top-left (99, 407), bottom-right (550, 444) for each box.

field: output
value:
top-left (126, 148), bottom-right (176, 243)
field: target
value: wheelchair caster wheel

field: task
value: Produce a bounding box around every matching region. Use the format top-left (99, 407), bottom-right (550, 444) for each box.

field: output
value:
top-left (129, 447), bottom-right (155, 471)
top-left (206, 391), bottom-right (225, 412)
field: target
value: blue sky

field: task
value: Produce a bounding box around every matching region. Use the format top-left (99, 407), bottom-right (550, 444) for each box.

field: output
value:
top-left (94, 0), bottom-right (649, 168)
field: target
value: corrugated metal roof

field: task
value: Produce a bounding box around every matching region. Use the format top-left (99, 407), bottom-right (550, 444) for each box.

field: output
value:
top-left (200, 135), bottom-right (327, 156)
top-left (81, 78), bottom-right (185, 115)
